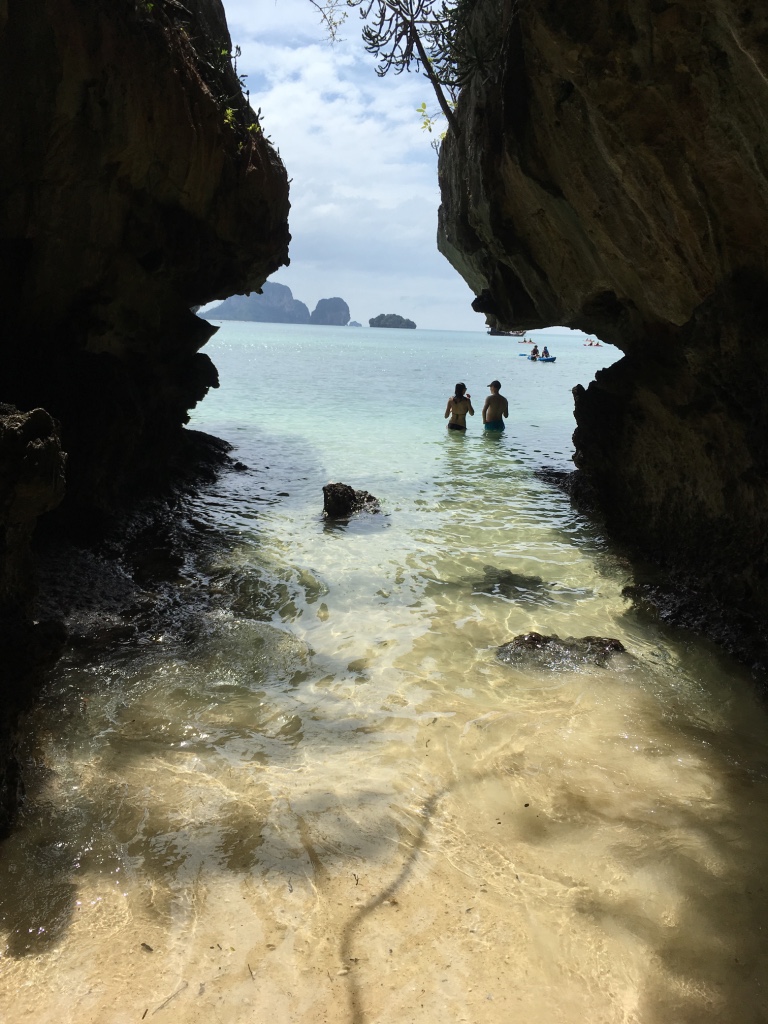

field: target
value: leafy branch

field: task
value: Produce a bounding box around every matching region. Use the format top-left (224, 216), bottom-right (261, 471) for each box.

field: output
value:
top-left (309, 0), bottom-right (506, 139)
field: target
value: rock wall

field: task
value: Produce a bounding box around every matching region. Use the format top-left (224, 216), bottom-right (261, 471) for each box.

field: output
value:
top-left (0, 0), bottom-right (290, 831)
top-left (0, 0), bottom-right (290, 512)
top-left (438, 0), bottom-right (768, 653)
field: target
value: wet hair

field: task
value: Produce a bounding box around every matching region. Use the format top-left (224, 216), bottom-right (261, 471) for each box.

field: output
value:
top-left (454, 382), bottom-right (467, 400)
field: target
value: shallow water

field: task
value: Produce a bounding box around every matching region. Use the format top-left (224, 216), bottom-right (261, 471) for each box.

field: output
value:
top-left (2, 325), bottom-right (768, 1024)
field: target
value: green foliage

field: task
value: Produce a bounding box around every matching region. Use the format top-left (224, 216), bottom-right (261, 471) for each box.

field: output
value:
top-left (353, 0), bottom-right (457, 131)
top-left (257, 0), bottom-right (503, 143)
top-left (310, 0), bottom-right (502, 137)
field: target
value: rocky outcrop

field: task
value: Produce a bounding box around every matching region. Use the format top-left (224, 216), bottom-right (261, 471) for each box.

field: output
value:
top-left (322, 482), bottom-right (380, 519)
top-left (206, 285), bottom-right (352, 326)
top-left (1, 0), bottom-right (289, 515)
top-left (369, 313), bottom-right (416, 329)
top-left (0, 0), bottom-right (290, 827)
top-left (438, 0), bottom-right (768, 654)
top-left (205, 281), bottom-right (311, 323)
top-left (497, 632), bottom-right (626, 670)
top-left (310, 297), bottom-right (351, 326)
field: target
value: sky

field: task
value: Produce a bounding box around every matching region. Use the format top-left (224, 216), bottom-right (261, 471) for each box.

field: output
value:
top-left (217, 0), bottom-right (489, 331)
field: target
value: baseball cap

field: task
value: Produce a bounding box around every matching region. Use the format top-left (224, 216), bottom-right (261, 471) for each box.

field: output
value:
top-left (487, 380), bottom-right (501, 388)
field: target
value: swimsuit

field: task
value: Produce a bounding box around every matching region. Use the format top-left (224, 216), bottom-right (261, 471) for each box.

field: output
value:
top-left (484, 420), bottom-right (505, 431)
top-left (447, 422), bottom-right (466, 431)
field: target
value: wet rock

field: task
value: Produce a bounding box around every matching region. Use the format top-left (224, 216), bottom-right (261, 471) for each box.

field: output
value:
top-left (322, 482), bottom-right (380, 519)
top-left (497, 632), bottom-right (626, 670)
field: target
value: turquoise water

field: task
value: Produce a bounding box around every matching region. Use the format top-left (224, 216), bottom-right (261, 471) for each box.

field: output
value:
top-left (2, 323), bottom-right (768, 1024)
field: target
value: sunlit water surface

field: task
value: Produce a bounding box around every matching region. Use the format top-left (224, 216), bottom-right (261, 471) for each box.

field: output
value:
top-left (2, 325), bottom-right (768, 1024)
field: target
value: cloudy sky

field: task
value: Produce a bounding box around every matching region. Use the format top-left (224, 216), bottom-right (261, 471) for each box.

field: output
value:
top-left (218, 0), bottom-right (487, 331)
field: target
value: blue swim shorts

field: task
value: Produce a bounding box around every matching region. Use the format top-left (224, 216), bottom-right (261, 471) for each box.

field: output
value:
top-left (484, 420), bottom-right (505, 431)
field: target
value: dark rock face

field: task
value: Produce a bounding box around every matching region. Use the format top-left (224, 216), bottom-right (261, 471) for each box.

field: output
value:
top-left (205, 281), bottom-right (311, 324)
top-left (0, 0), bottom-right (290, 829)
top-left (0, 405), bottom-right (67, 836)
top-left (497, 632), bottom-right (626, 670)
top-left (438, 0), bottom-right (768, 646)
top-left (310, 297), bottom-right (351, 326)
top-left (369, 314), bottom-right (417, 329)
top-left (322, 482), bottom-right (380, 519)
top-left (0, 406), bottom-right (66, 616)
top-left (1, 0), bottom-right (290, 515)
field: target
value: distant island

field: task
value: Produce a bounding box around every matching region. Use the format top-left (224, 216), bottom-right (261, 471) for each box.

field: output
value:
top-left (369, 313), bottom-right (416, 329)
top-left (203, 282), bottom-right (351, 326)
top-left (311, 296), bottom-right (350, 326)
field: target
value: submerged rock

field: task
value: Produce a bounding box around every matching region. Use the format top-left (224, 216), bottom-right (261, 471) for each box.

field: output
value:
top-left (322, 482), bottom-right (380, 519)
top-left (497, 632), bottom-right (626, 670)
top-left (474, 567), bottom-right (553, 603)
top-left (472, 565), bottom-right (593, 606)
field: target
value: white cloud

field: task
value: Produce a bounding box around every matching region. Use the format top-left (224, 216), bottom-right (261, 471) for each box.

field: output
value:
top-left (218, 0), bottom-right (485, 331)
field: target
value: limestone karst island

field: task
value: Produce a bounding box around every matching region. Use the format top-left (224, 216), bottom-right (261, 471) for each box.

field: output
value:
top-left (205, 282), bottom-right (352, 325)
top-left (369, 313), bottom-right (417, 328)
top-left (3, 1), bottom-right (768, 1021)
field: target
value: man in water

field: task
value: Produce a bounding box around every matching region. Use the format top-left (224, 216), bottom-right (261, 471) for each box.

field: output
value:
top-left (482, 380), bottom-right (508, 431)
top-left (445, 382), bottom-right (474, 430)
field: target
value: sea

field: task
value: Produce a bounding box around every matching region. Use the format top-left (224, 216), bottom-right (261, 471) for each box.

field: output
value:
top-left (1, 322), bottom-right (768, 1024)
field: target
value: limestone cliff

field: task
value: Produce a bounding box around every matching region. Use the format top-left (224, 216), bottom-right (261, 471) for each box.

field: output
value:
top-left (310, 297), bottom-right (351, 326)
top-left (206, 281), bottom-right (312, 323)
top-left (1, 0), bottom-right (289, 512)
top-left (0, 0), bottom-right (290, 831)
top-left (438, 0), bottom-right (768, 655)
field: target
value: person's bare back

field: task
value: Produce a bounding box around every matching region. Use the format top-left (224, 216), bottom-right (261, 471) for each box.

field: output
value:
top-left (482, 380), bottom-right (508, 431)
top-left (445, 383), bottom-right (474, 430)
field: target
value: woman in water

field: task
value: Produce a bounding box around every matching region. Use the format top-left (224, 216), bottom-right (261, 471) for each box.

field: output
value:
top-left (445, 382), bottom-right (474, 430)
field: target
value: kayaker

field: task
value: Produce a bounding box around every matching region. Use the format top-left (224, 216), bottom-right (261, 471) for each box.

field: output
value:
top-left (542, 346), bottom-right (550, 358)
top-left (531, 344), bottom-right (540, 359)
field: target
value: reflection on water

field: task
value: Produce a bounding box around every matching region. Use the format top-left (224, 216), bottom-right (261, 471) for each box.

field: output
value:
top-left (2, 327), bottom-right (768, 1023)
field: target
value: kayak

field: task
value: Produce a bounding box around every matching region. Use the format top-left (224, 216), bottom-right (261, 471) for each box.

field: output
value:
top-left (524, 355), bottom-right (556, 362)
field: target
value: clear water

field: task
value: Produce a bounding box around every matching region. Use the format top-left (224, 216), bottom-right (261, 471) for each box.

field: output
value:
top-left (2, 324), bottom-right (768, 1024)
